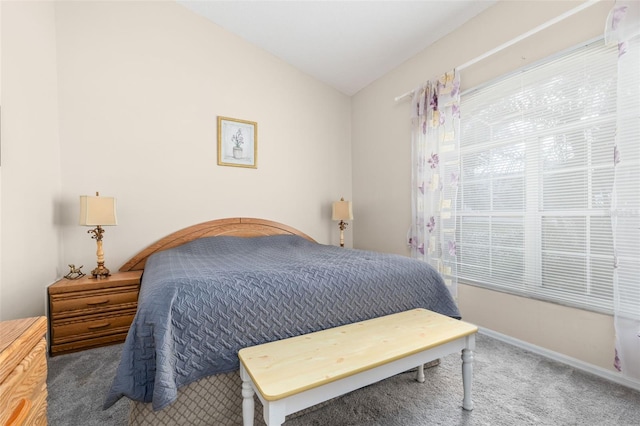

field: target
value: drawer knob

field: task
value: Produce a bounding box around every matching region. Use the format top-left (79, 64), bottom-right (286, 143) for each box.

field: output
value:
top-left (86, 299), bottom-right (110, 306)
top-left (87, 322), bottom-right (111, 330)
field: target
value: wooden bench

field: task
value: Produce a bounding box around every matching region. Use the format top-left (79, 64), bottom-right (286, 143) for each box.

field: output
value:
top-left (238, 308), bottom-right (478, 425)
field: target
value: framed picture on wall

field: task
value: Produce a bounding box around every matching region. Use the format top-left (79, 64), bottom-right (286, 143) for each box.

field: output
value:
top-left (217, 116), bottom-right (257, 168)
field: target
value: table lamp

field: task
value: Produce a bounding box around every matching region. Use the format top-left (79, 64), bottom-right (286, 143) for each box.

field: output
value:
top-left (80, 192), bottom-right (117, 278)
top-left (332, 197), bottom-right (353, 248)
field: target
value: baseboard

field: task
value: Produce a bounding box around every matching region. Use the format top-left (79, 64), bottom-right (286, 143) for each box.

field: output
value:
top-left (479, 327), bottom-right (640, 393)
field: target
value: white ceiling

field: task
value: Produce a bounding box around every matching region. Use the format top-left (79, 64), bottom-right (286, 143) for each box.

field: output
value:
top-left (177, 1), bottom-right (496, 95)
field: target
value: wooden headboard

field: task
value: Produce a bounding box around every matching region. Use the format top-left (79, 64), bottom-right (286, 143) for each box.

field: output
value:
top-left (119, 217), bottom-right (316, 272)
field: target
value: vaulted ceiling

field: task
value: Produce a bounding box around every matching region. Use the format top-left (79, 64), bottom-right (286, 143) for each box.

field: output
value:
top-left (177, 1), bottom-right (497, 95)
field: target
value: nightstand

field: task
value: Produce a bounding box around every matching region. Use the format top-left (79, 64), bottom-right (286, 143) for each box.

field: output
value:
top-left (48, 270), bottom-right (142, 356)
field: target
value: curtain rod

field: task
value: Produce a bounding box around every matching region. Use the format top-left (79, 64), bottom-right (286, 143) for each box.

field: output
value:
top-left (394, 0), bottom-right (600, 102)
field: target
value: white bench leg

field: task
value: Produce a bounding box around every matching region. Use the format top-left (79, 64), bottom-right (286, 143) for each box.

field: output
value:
top-left (416, 364), bottom-right (425, 383)
top-left (263, 401), bottom-right (286, 426)
top-left (240, 365), bottom-right (255, 426)
top-left (461, 347), bottom-right (474, 411)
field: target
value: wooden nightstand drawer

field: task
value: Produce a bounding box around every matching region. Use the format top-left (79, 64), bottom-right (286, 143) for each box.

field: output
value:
top-left (48, 270), bottom-right (142, 355)
top-left (50, 286), bottom-right (139, 316)
top-left (52, 309), bottom-right (137, 341)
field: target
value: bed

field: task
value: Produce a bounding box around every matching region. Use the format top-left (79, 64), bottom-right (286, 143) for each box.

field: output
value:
top-left (104, 217), bottom-right (460, 425)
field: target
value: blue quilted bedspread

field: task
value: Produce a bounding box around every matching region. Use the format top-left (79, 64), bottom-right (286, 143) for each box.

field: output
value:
top-left (104, 235), bottom-right (459, 410)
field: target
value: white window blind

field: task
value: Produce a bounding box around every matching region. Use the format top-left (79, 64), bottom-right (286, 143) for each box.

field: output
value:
top-left (457, 39), bottom-right (620, 313)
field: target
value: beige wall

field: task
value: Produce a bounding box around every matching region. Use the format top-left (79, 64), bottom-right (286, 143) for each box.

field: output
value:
top-left (458, 285), bottom-right (615, 369)
top-left (0, 0), bottom-right (351, 321)
top-left (0, 0), bottom-right (62, 321)
top-left (351, 0), bottom-right (617, 371)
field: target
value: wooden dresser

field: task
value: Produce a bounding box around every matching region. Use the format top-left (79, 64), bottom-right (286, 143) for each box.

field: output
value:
top-left (48, 270), bottom-right (142, 356)
top-left (0, 316), bottom-right (48, 426)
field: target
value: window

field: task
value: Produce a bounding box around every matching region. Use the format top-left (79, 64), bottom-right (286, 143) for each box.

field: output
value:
top-left (457, 39), bottom-right (619, 313)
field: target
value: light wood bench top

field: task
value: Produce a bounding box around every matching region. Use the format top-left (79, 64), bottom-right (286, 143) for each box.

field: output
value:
top-left (238, 308), bottom-right (478, 401)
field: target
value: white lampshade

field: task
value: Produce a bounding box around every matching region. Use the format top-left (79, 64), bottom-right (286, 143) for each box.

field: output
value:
top-left (332, 198), bottom-right (353, 221)
top-left (79, 194), bottom-right (117, 226)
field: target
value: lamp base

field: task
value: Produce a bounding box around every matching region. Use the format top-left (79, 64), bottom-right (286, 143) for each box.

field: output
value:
top-left (91, 262), bottom-right (111, 279)
top-left (338, 220), bottom-right (348, 248)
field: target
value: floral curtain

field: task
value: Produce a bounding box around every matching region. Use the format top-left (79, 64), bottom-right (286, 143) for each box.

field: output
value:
top-left (605, 0), bottom-right (640, 382)
top-left (409, 71), bottom-right (460, 299)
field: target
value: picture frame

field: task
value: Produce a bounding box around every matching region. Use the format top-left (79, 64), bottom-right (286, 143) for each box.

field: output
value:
top-left (217, 116), bottom-right (257, 168)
